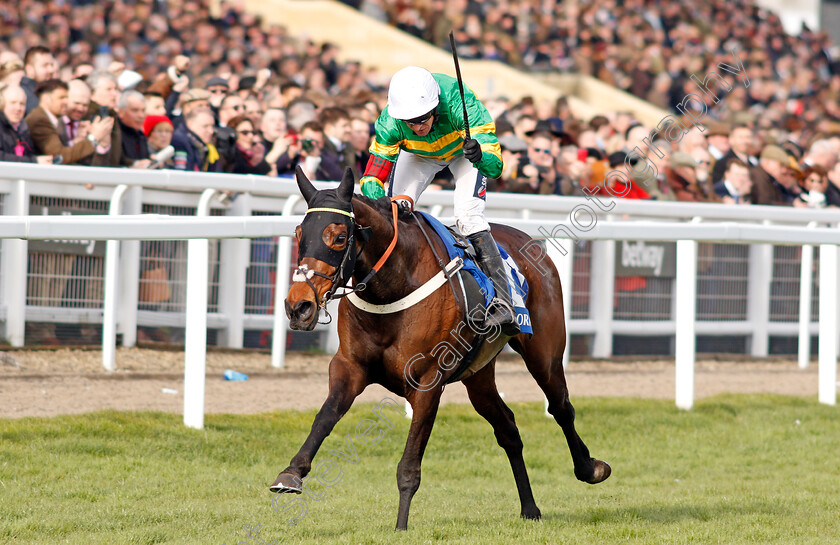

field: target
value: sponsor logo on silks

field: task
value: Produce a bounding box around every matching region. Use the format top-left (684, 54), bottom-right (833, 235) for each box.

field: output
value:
top-left (474, 175), bottom-right (487, 200)
top-left (514, 307), bottom-right (531, 328)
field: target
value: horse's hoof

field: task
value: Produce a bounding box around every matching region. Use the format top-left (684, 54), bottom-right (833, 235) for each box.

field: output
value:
top-left (521, 506), bottom-right (542, 520)
top-left (269, 472), bottom-right (303, 494)
top-left (587, 460), bottom-right (611, 484)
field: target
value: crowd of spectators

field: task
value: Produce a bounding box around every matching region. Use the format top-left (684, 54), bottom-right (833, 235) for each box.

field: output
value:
top-left (356, 0), bottom-right (840, 128)
top-left (0, 0), bottom-right (387, 185)
top-left (1, 0), bottom-right (840, 209)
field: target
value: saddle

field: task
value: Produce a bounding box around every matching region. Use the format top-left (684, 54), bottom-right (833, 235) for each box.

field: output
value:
top-left (414, 212), bottom-right (533, 383)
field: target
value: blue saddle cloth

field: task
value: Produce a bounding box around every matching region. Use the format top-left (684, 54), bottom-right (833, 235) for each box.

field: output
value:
top-left (416, 212), bottom-right (533, 334)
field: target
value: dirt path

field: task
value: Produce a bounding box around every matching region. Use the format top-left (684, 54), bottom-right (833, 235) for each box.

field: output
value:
top-left (0, 348), bottom-right (824, 419)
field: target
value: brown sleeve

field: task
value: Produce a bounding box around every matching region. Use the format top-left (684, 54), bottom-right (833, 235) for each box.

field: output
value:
top-left (26, 111), bottom-right (95, 163)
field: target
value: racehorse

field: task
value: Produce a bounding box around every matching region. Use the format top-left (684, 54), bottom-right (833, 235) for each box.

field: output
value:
top-left (270, 166), bottom-right (610, 530)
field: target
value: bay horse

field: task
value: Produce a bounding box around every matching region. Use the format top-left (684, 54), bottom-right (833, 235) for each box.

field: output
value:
top-left (270, 167), bottom-right (610, 530)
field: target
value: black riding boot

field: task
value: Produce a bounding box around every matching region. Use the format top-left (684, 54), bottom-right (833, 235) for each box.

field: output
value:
top-left (467, 230), bottom-right (521, 337)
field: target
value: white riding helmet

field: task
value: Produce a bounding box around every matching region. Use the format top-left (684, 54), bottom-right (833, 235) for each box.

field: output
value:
top-left (387, 66), bottom-right (440, 120)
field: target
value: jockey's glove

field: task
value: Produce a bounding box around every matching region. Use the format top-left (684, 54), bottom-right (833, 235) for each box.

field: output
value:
top-left (361, 178), bottom-right (386, 199)
top-left (462, 138), bottom-right (482, 163)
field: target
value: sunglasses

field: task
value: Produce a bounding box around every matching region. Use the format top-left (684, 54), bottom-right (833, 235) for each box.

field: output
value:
top-left (532, 147), bottom-right (552, 154)
top-left (405, 111), bottom-right (433, 126)
top-left (238, 130), bottom-right (256, 136)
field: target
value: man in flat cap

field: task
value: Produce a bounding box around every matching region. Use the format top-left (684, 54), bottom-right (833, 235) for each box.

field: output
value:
top-left (751, 145), bottom-right (799, 205)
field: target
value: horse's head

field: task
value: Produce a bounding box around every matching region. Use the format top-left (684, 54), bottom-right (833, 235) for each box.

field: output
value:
top-left (286, 166), bottom-right (359, 330)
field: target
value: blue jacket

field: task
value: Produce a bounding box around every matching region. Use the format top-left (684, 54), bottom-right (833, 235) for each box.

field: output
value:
top-left (172, 124), bottom-right (221, 172)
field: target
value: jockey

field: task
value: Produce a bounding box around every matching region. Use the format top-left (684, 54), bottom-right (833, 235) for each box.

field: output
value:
top-left (360, 66), bottom-right (519, 336)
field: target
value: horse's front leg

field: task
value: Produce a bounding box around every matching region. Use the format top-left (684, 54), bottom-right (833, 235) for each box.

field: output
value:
top-left (395, 388), bottom-right (443, 531)
top-left (270, 354), bottom-right (367, 493)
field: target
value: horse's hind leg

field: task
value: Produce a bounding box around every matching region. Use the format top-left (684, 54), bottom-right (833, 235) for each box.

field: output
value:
top-left (463, 362), bottom-right (541, 520)
top-left (510, 336), bottom-right (611, 485)
top-left (270, 354), bottom-right (367, 493)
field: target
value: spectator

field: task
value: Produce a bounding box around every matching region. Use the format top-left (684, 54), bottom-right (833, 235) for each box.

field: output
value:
top-left (243, 96), bottom-right (263, 128)
top-left (261, 107), bottom-right (294, 171)
top-left (348, 116), bottom-right (373, 178)
top-left (679, 127), bottom-right (708, 155)
top-left (286, 98), bottom-right (317, 133)
top-left (0, 59), bottom-right (24, 87)
top-left (215, 93), bottom-right (245, 168)
top-left (20, 46), bottom-right (57, 115)
top-left (86, 70), bottom-right (123, 167)
top-left (228, 114), bottom-right (272, 175)
top-left (143, 115), bottom-right (175, 167)
top-left (794, 165), bottom-right (829, 209)
top-left (512, 114), bottom-right (537, 143)
top-left (752, 145), bottom-right (796, 205)
top-left (205, 76), bottom-right (229, 114)
top-left (666, 152), bottom-right (706, 202)
top-left (117, 90), bottom-right (152, 166)
top-left (712, 125), bottom-right (757, 184)
top-left (505, 132), bottom-right (559, 194)
top-left (218, 93), bottom-right (245, 128)
top-left (143, 91), bottom-right (166, 117)
top-left (688, 148), bottom-right (719, 202)
top-left (260, 108), bottom-right (288, 148)
top-left (556, 145), bottom-right (593, 196)
top-left (26, 79), bottom-right (113, 166)
top-left (319, 106), bottom-right (354, 173)
top-left (172, 108), bottom-right (222, 172)
top-left (714, 158), bottom-right (753, 205)
top-left (173, 89), bottom-right (211, 128)
top-left (0, 84), bottom-right (49, 163)
top-left (802, 140), bottom-right (838, 171)
top-left (495, 134), bottom-right (527, 186)
top-left (277, 120), bottom-right (341, 180)
top-left (64, 79), bottom-right (114, 168)
top-left (778, 157), bottom-right (804, 201)
top-left (278, 82), bottom-right (303, 108)
top-left (706, 123), bottom-right (731, 162)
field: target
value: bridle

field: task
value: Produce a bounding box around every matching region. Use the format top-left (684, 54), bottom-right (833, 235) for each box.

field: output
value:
top-left (293, 199), bottom-right (401, 319)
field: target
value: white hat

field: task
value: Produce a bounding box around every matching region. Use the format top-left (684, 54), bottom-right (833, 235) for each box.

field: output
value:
top-left (387, 66), bottom-right (440, 120)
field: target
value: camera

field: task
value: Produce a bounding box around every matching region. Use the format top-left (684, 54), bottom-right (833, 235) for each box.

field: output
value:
top-left (98, 105), bottom-right (109, 119)
top-left (300, 138), bottom-right (316, 153)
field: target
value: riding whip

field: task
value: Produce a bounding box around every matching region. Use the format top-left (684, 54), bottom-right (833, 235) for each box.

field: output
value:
top-left (449, 30), bottom-right (470, 140)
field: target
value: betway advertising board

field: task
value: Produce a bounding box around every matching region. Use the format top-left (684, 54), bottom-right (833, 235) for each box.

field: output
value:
top-left (614, 240), bottom-right (676, 277)
top-left (28, 205), bottom-right (107, 257)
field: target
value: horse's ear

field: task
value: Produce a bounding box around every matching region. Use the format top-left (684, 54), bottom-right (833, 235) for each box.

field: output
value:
top-left (295, 165), bottom-right (317, 204)
top-left (338, 167), bottom-right (355, 203)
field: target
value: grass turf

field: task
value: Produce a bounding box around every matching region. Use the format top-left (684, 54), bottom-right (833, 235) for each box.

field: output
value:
top-left (1, 395), bottom-right (838, 544)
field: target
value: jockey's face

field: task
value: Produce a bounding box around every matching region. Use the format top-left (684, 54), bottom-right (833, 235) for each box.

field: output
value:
top-left (404, 111), bottom-right (434, 137)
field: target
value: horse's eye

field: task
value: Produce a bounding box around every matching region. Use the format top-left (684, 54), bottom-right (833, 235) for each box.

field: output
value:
top-left (336, 234), bottom-right (347, 244)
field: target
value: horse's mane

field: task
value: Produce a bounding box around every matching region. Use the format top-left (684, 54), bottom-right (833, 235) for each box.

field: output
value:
top-left (353, 195), bottom-right (417, 223)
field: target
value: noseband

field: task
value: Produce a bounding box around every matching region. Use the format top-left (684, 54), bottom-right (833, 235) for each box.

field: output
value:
top-left (294, 200), bottom-right (400, 316)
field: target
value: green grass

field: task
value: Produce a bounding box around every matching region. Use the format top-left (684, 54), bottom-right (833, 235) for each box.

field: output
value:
top-left (1, 395), bottom-right (839, 544)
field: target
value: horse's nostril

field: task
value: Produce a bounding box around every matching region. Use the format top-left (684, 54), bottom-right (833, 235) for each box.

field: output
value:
top-left (294, 300), bottom-right (315, 321)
